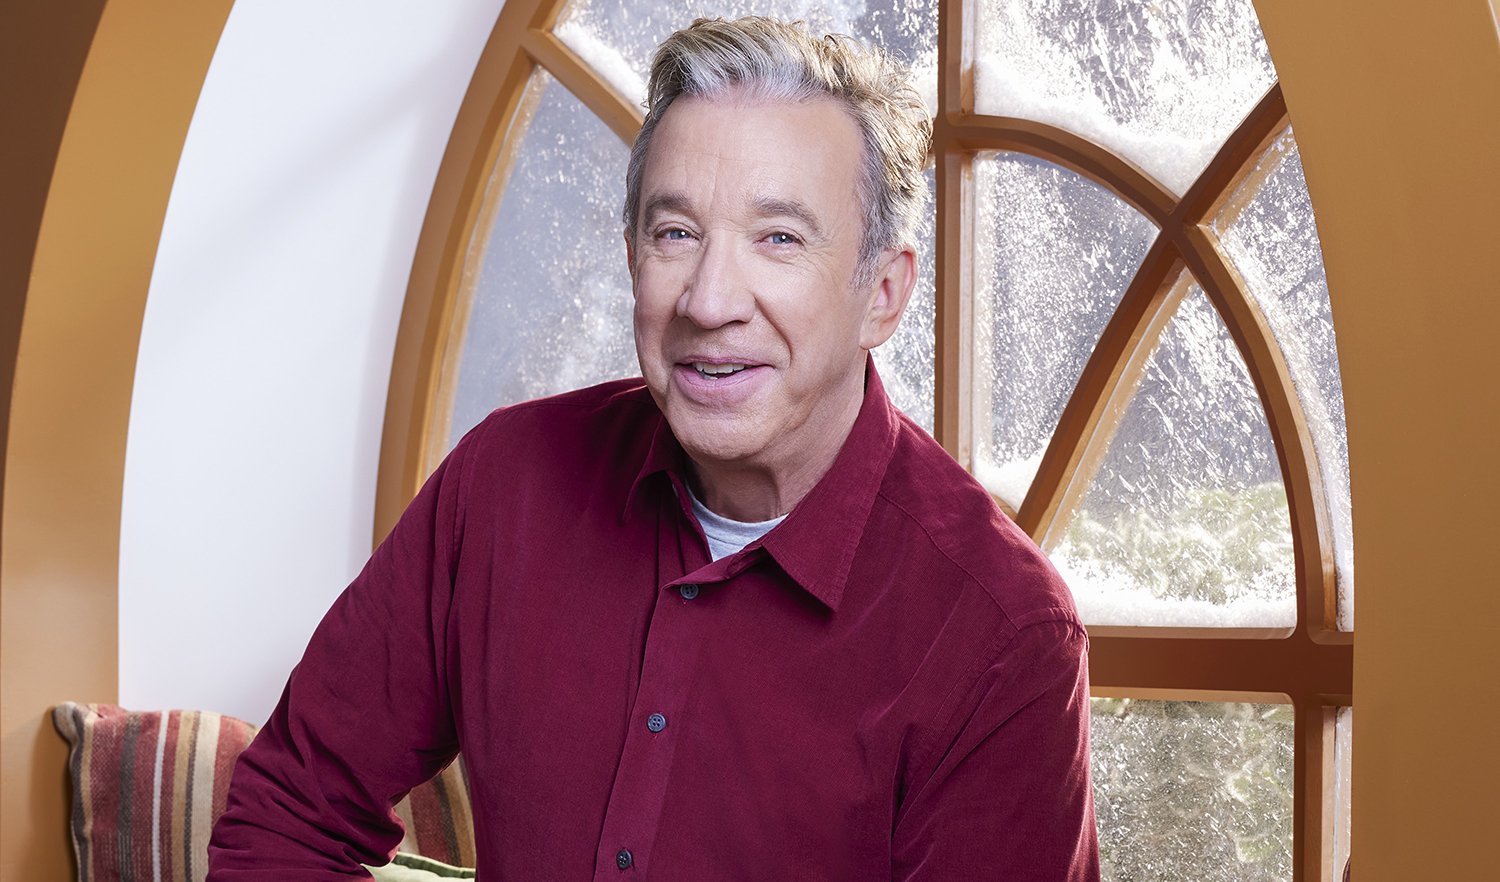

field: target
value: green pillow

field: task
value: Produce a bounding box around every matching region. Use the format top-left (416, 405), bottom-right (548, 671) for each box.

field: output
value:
top-left (366, 852), bottom-right (477, 880)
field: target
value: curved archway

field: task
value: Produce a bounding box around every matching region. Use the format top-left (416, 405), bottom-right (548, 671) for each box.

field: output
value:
top-left (0, 0), bottom-right (232, 872)
top-left (1253, 2), bottom-right (1500, 878)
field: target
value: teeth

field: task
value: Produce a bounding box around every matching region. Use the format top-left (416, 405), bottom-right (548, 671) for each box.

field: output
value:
top-left (693, 362), bottom-right (748, 377)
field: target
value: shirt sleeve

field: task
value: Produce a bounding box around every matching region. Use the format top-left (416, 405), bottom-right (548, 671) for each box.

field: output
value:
top-left (892, 617), bottom-right (1099, 881)
top-left (206, 437), bottom-right (472, 880)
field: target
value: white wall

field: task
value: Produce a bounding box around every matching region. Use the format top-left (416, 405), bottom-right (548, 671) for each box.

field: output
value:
top-left (119, 1), bottom-right (503, 724)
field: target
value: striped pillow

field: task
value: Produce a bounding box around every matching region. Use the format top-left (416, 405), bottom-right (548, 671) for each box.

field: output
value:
top-left (52, 703), bottom-right (476, 881)
top-left (52, 702), bottom-right (256, 882)
top-left (393, 756), bottom-right (476, 867)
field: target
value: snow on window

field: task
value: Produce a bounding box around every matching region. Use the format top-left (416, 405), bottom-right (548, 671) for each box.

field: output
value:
top-left (1049, 282), bottom-right (1296, 629)
top-left (1091, 698), bottom-right (1294, 881)
top-left (971, 151), bottom-right (1158, 509)
top-left (973, 0), bottom-right (1277, 195)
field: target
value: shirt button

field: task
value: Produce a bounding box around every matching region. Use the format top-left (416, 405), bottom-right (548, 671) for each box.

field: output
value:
top-left (679, 583), bottom-right (700, 600)
top-left (615, 848), bottom-right (633, 870)
top-left (646, 713), bottom-right (667, 733)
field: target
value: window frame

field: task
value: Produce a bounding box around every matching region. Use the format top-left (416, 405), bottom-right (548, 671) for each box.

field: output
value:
top-left (375, 1), bottom-right (1354, 878)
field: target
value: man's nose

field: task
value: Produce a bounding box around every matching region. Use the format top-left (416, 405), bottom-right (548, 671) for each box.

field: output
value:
top-left (676, 236), bottom-right (755, 328)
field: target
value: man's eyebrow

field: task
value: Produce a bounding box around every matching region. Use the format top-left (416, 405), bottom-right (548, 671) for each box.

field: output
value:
top-left (751, 196), bottom-right (824, 238)
top-left (640, 191), bottom-right (826, 239)
top-left (640, 192), bottom-right (694, 225)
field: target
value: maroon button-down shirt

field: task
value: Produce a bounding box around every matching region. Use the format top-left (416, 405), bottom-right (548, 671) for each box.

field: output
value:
top-left (209, 365), bottom-right (1098, 880)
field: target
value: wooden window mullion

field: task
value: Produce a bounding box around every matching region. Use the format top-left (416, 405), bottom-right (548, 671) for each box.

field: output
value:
top-left (1014, 239), bottom-right (1182, 541)
top-left (932, 150), bottom-right (974, 469)
top-left (1295, 700), bottom-right (1341, 882)
top-left (1173, 84), bottom-right (1289, 226)
top-left (933, 0), bottom-right (971, 464)
top-left (520, 30), bottom-right (642, 145)
top-left (1088, 634), bottom-right (1351, 696)
top-left (939, 115), bottom-right (1175, 227)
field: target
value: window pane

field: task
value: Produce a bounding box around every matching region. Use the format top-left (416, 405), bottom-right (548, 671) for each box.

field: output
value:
top-left (555, 0), bottom-right (939, 114)
top-left (972, 152), bottom-right (1157, 509)
top-left (1215, 129), bottom-right (1354, 630)
top-left (1333, 707), bottom-right (1353, 877)
top-left (872, 165), bottom-right (936, 432)
top-left (1091, 698), bottom-right (1294, 882)
top-left (1049, 281), bottom-right (1296, 628)
top-left (973, 0), bottom-right (1277, 195)
top-left (448, 72), bottom-right (635, 446)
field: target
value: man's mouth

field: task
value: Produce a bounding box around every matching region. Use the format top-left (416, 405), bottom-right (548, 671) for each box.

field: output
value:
top-left (691, 361), bottom-right (750, 379)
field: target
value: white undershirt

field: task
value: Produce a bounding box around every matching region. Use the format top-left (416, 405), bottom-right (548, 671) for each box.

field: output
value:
top-left (685, 484), bottom-right (787, 561)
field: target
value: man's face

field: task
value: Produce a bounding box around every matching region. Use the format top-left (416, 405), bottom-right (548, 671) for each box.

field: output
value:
top-left (629, 92), bottom-right (895, 480)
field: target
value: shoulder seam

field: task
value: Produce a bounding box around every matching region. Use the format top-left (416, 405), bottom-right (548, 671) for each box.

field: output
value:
top-left (874, 488), bottom-right (1015, 629)
top-left (874, 488), bottom-right (1081, 633)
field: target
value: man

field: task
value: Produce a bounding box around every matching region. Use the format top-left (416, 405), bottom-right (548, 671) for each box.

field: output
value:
top-left (210, 17), bottom-right (1097, 881)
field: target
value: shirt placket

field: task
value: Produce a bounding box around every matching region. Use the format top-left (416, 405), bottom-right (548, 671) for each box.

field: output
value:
top-left (591, 485), bottom-right (715, 879)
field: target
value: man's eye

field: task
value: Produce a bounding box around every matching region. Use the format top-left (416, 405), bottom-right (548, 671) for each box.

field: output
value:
top-left (767, 232), bottom-right (800, 246)
top-left (659, 228), bottom-right (692, 241)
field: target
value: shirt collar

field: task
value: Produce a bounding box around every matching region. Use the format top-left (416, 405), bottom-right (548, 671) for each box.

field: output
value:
top-left (625, 356), bottom-right (899, 612)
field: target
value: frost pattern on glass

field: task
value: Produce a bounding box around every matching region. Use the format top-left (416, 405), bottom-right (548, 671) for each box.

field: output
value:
top-left (1333, 707), bottom-right (1353, 877)
top-left (972, 152), bottom-right (1157, 509)
top-left (555, 0), bottom-right (939, 117)
top-left (1050, 284), bottom-right (1296, 628)
top-left (974, 0), bottom-right (1277, 195)
top-left (448, 72), bottom-right (636, 447)
top-left (872, 164), bottom-right (935, 432)
top-left (1216, 129), bottom-right (1354, 630)
top-left (1091, 698), bottom-right (1294, 881)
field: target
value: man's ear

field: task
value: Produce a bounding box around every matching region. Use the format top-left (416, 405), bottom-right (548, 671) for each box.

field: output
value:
top-left (859, 246), bottom-right (917, 350)
top-left (624, 230), bottom-right (636, 284)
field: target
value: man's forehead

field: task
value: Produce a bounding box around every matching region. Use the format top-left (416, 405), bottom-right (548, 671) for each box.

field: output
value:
top-left (647, 91), bottom-right (862, 170)
top-left (638, 94), bottom-right (862, 227)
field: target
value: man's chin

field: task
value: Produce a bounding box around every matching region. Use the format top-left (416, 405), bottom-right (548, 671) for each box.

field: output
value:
top-left (665, 413), bottom-right (766, 470)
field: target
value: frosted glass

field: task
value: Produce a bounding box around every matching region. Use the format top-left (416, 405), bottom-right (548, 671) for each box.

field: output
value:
top-left (1333, 708), bottom-right (1353, 877)
top-left (972, 152), bottom-right (1158, 509)
top-left (1091, 698), bottom-right (1294, 882)
top-left (872, 164), bottom-right (936, 432)
top-left (974, 0), bottom-right (1277, 195)
top-left (555, 0), bottom-right (939, 116)
top-left (448, 72), bottom-right (636, 446)
top-left (1216, 129), bottom-right (1354, 630)
top-left (1050, 284), bottom-right (1296, 628)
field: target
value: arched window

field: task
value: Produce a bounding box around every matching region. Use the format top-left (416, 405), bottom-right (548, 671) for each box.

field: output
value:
top-left (381, 1), bottom-right (1355, 878)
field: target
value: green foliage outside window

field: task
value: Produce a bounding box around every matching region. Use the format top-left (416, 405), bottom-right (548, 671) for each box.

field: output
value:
top-left (1061, 482), bottom-right (1292, 607)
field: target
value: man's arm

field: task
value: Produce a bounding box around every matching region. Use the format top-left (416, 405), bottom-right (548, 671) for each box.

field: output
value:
top-left (892, 617), bottom-right (1099, 881)
top-left (207, 441), bottom-right (471, 880)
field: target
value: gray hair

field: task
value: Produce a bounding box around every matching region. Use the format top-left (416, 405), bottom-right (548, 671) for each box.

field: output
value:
top-left (623, 16), bottom-right (931, 284)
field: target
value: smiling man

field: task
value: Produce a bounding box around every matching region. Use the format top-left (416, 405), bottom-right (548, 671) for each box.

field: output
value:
top-left (210, 17), bottom-right (1097, 882)
top-left (630, 84), bottom-right (894, 522)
